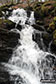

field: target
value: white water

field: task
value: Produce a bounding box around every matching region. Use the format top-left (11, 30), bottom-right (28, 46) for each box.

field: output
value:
top-left (2, 8), bottom-right (56, 84)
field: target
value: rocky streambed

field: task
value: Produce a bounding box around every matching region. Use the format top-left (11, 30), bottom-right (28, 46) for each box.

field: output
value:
top-left (0, 1), bottom-right (56, 84)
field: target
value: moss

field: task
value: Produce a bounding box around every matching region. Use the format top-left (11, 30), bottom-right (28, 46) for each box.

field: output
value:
top-left (36, 20), bottom-right (44, 25)
top-left (0, 19), bottom-right (14, 26)
top-left (49, 21), bottom-right (55, 30)
top-left (4, 20), bottom-right (13, 25)
top-left (51, 8), bottom-right (56, 16)
top-left (0, 11), bottom-right (3, 17)
top-left (33, 2), bottom-right (43, 11)
top-left (53, 17), bottom-right (56, 22)
top-left (53, 30), bottom-right (56, 39)
top-left (41, 1), bottom-right (55, 15)
top-left (53, 40), bottom-right (56, 44)
top-left (53, 3), bottom-right (56, 8)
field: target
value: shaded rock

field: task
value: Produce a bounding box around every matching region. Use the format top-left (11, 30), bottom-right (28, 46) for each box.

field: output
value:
top-left (0, 47), bottom-right (12, 62)
top-left (42, 33), bottom-right (52, 47)
top-left (0, 64), bottom-right (10, 84)
top-left (0, 19), bottom-right (15, 30)
top-left (51, 8), bottom-right (56, 16)
top-left (32, 24), bottom-right (44, 31)
top-left (53, 16), bottom-right (56, 25)
top-left (0, 28), bottom-right (20, 62)
top-left (36, 20), bottom-right (44, 25)
top-left (16, 24), bottom-right (22, 31)
top-left (50, 41), bottom-right (56, 54)
top-left (32, 31), bottom-right (46, 50)
top-left (47, 21), bottom-right (55, 33)
top-left (0, 11), bottom-right (3, 17)
top-left (41, 1), bottom-right (55, 16)
top-left (0, 28), bottom-right (20, 48)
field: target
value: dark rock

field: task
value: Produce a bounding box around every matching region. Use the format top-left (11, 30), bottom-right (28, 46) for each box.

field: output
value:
top-left (0, 19), bottom-right (15, 30)
top-left (50, 41), bottom-right (56, 54)
top-left (32, 24), bottom-right (44, 31)
top-left (36, 20), bottom-right (44, 25)
top-left (0, 48), bottom-right (12, 62)
top-left (0, 64), bottom-right (10, 84)
top-left (32, 32), bottom-right (45, 50)
top-left (42, 33), bottom-right (52, 47)
top-left (0, 28), bottom-right (20, 62)
top-left (26, 10), bottom-right (31, 18)
top-left (16, 24), bottom-right (22, 31)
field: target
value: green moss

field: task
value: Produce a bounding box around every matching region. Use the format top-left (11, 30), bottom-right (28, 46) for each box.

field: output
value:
top-left (53, 17), bottom-right (56, 22)
top-left (41, 1), bottom-right (54, 15)
top-left (0, 19), bottom-right (14, 25)
top-left (53, 3), bottom-right (56, 7)
top-left (53, 30), bottom-right (56, 45)
top-left (53, 40), bottom-right (56, 45)
top-left (0, 11), bottom-right (3, 17)
top-left (53, 30), bottom-right (56, 39)
top-left (51, 8), bottom-right (56, 16)
top-left (4, 20), bottom-right (13, 25)
top-left (49, 21), bottom-right (55, 30)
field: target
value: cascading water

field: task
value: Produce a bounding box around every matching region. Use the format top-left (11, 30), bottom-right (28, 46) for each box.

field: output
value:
top-left (2, 8), bottom-right (56, 84)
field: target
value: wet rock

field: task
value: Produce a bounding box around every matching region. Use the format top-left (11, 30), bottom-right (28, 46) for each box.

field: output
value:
top-left (0, 19), bottom-right (15, 30)
top-left (50, 42), bottom-right (56, 54)
top-left (32, 24), bottom-right (44, 31)
top-left (26, 10), bottom-right (31, 18)
top-left (0, 47), bottom-right (12, 62)
top-left (16, 24), bottom-right (22, 31)
top-left (32, 31), bottom-right (44, 50)
top-left (0, 64), bottom-right (10, 84)
top-left (36, 20), bottom-right (44, 25)
top-left (0, 28), bottom-right (20, 62)
top-left (42, 33), bottom-right (52, 47)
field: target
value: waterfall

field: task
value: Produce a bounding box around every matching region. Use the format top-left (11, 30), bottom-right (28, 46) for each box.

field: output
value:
top-left (2, 8), bottom-right (56, 84)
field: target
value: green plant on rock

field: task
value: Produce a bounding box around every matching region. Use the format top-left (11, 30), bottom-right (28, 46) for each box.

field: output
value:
top-left (53, 30), bottom-right (56, 45)
top-left (53, 30), bottom-right (56, 39)
top-left (0, 19), bottom-right (14, 26)
top-left (53, 40), bottom-right (56, 45)
top-left (51, 8), bottom-right (56, 16)
top-left (49, 21), bottom-right (55, 30)
top-left (53, 17), bottom-right (56, 22)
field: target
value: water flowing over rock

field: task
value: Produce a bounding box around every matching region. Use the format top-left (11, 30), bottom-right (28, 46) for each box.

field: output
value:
top-left (1, 8), bottom-right (56, 84)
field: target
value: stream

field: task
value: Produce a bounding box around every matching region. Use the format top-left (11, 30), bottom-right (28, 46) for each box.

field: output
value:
top-left (1, 8), bottom-right (56, 84)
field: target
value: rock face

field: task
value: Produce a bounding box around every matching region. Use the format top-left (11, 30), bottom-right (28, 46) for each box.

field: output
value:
top-left (0, 20), bottom-right (20, 83)
top-left (0, 8), bottom-right (20, 83)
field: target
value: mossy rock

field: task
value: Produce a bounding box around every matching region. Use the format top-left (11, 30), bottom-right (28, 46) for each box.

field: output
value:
top-left (51, 8), bottom-right (56, 16)
top-left (0, 19), bottom-right (15, 30)
top-left (53, 40), bottom-right (56, 45)
top-left (53, 2), bottom-right (56, 8)
top-left (0, 4), bottom-right (10, 12)
top-left (0, 11), bottom-right (3, 17)
top-left (41, 1), bottom-right (55, 16)
top-left (33, 2), bottom-right (43, 11)
top-left (53, 30), bottom-right (56, 40)
top-left (53, 17), bottom-right (56, 22)
top-left (42, 33), bottom-right (52, 47)
top-left (48, 22), bottom-right (55, 32)
top-left (36, 20), bottom-right (44, 25)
